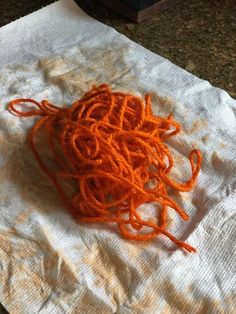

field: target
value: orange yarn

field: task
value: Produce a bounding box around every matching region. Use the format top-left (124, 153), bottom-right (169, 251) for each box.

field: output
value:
top-left (8, 84), bottom-right (202, 253)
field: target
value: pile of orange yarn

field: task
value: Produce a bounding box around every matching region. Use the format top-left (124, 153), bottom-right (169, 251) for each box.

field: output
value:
top-left (8, 84), bottom-right (202, 253)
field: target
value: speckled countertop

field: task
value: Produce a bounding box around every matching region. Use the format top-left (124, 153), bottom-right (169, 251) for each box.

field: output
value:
top-left (0, 0), bottom-right (235, 312)
top-left (78, 0), bottom-right (236, 98)
top-left (0, 0), bottom-right (235, 98)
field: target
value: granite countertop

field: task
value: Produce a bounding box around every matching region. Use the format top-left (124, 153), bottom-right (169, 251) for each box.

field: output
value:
top-left (77, 0), bottom-right (236, 98)
top-left (0, 0), bottom-right (235, 312)
top-left (0, 0), bottom-right (235, 98)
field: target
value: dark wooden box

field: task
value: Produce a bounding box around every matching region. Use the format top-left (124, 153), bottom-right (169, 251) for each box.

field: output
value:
top-left (97, 0), bottom-right (183, 22)
top-left (118, 0), bottom-right (159, 11)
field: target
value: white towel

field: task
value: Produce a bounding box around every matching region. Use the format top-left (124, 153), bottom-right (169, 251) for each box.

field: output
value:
top-left (0, 1), bottom-right (235, 313)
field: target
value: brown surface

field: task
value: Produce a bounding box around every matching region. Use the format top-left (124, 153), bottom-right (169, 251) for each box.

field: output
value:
top-left (137, 0), bottom-right (183, 22)
top-left (0, 0), bottom-right (235, 97)
top-left (77, 0), bottom-right (236, 98)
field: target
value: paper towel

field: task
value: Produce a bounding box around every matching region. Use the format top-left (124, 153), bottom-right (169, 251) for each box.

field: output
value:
top-left (0, 0), bottom-right (235, 313)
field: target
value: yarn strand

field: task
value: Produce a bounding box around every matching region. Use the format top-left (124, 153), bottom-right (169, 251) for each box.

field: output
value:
top-left (8, 84), bottom-right (202, 253)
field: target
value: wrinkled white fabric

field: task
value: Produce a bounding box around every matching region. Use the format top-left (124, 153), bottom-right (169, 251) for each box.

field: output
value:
top-left (0, 1), bottom-right (235, 313)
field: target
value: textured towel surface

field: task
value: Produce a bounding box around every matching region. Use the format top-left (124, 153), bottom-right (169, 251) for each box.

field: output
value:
top-left (0, 1), bottom-right (235, 313)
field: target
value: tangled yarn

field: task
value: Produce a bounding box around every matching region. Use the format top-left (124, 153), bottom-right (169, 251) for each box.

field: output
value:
top-left (8, 84), bottom-right (202, 253)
